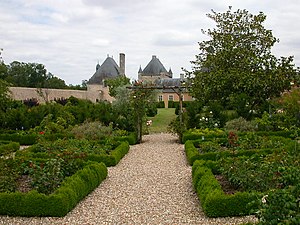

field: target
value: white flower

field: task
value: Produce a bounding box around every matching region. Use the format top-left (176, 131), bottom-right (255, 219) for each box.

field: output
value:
top-left (210, 111), bottom-right (213, 114)
top-left (205, 118), bottom-right (208, 121)
top-left (214, 123), bottom-right (218, 127)
top-left (261, 195), bottom-right (268, 204)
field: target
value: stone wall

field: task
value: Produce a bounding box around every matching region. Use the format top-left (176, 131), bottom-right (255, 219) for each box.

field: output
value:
top-left (9, 85), bottom-right (113, 103)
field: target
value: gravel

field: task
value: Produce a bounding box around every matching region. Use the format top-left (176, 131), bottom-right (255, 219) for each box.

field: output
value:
top-left (0, 133), bottom-right (257, 225)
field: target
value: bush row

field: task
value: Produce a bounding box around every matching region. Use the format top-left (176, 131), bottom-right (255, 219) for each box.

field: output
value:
top-left (114, 132), bottom-right (138, 145)
top-left (185, 140), bottom-right (274, 165)
top-left (0, 141), bottom-right (20, 156)
top-left (87, 141), bottom-right (130, 166)
top-left (182, 131), bottom-right (225, 143)
top-left (192, 160), bottom-right (260, 217)
top-left (0, 133), bottom-right (37, 145)
top-left (183, 130), bottom-right (297, 143)
top-left (0, 133), bottom-right (75, 145)
top-left (0, 162), bottom-right (107, 217)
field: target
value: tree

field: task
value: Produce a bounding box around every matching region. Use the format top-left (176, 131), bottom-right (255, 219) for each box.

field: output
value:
top-left (189, 7), bottom-right (298, 118)
top-left (0, 79), bottom-right (11, 112)
top-left (130, 81), bottom-right (156, 143)
top-left (0, 79), bottom-right (12, 128)
top-left (105, 76), bottom-right (130, 97)
top-left (3, 61), bottom-right (69, 89)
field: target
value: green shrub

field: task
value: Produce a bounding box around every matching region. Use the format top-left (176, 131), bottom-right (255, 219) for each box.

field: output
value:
top-left (0, 141), bottom-right (20, 156)
top-left (0, 133), bottom-right (37, 145)
top-left (192, 161), bottom-right (260, 217)
top-left (185, 140), bottom-right (201, 165)
top-left (185, 139), bottom-right (274, 165)
top-left (225, 117), bottom-right (257, 132)
top-left (114, 132), bottom-right (137, 145)
top-left (71, 121), bottom-right (113, 140)
top-left (220, 146), bottom-right (300, 192)
top-left (257, 184), bottom-right (300, 224)
top-left (87, 141), bottom-right (129, 166)
top-left (0, 162), bottom-right (107, 217)
top-left (182, 128), bottom-right (226, 143)
top-left (198, 141), bottom-right (222, 153)
top-left (156, 101), bottom-right (165, 108)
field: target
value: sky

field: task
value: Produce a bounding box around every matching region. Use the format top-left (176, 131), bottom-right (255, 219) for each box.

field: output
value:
top-left (1, 0), bottom-right (300, 85)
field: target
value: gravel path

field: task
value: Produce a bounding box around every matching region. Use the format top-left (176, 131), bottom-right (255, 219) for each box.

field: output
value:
top-left (0, 133), bottom-right (257, 225)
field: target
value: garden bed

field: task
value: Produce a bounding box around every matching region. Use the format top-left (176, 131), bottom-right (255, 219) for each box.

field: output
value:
top-left (185, 130), bottom-right (300, 219)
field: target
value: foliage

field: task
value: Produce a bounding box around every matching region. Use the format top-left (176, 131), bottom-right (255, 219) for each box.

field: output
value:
top-left (0, 141), bottom-right (20, 156)
top-left (220, 146), bottom-right (300, 192)
top-left (0, 79), bottom-right (11, 112)
top-left (256, 184), bottom-right (300, 224)
top-left (71, 121), bottom-right (113, 141)
top-left (1, 61), bottom-right (68, 89)
top-left (189, 8), bottom-right (298, 119)
top-left (0, 162), bottom-right (107, 217)
top-left (0, 159), bottom-right (19, 193)
top-left (23, 158), bottom-right (65, 195)
top-left (105, 76), bottom-right (130, 97)
top-left (0, 97), bottom-right (120, 131)
top-left (225, 117), bottom-right (257, 132)
top-left (130, 81), bottom-right (157, 143)
top-left (168, 112), bottom-right (188, 141)
top-left (192, 160), bottom-right (259, 217)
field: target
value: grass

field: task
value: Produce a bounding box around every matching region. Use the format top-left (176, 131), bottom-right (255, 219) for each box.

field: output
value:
top-left (147, 108), bottom-right (177, 133)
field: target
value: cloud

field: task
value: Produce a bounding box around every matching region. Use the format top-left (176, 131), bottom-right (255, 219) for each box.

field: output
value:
top-left (153, 32), bottom-right (197, 47)
top-left (1, 0), bottom-right (300, 85)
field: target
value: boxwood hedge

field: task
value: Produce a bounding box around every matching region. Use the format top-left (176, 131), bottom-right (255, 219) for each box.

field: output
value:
top-left (0, 162), bottom-right (107, 217)
top-left (0, 141), bottom-right (20, 156)
top-left (192, 160), bottom-right (260, 217)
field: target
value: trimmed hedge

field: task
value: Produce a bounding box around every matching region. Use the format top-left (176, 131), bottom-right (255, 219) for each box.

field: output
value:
top-left (0, 141), bottom-right (20, 156)
top-left (0, 133), bottom-right (75, 145)
top-left (0, 133), bottom-right (37, 145)
top-left (182, 132), bottom-right (226, 143)
top-left (114, 132), bottom-right (137, 145)
top-left (17, 141), bottom-right (130, 167)
top-left (182, 130), bottom-right (297, 143)
top-left (185, 140), bottom-right (274, 165)
top-left (87, 141), bottom-right (130, 166)
top-left (192, 160), bottom-right (260, 217)
top-left (0, 162), bottom-right (107, 217)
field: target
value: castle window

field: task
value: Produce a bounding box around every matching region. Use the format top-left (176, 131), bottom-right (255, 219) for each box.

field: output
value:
top-left (168, 95), bottom-right (174, 101)
top-left (158, 95), bottom-right (163, 101)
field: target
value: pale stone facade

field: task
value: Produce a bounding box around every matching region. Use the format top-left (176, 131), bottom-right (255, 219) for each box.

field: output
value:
top-left (9, 86), bottom-right (110, 103)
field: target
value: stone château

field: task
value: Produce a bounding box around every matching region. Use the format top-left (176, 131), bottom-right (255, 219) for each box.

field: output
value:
top-left (9, 53), bottom-right (192, 106)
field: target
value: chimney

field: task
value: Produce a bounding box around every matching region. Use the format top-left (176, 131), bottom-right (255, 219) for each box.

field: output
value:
top-left (119, 53), bottom-right (125, 76)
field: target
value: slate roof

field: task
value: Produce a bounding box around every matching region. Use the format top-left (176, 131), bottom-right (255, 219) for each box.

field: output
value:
top-left (154, 78), bottom-right (188, 93)
top-left (88, 56), bottom-right (120, 84)
top-left (141, 55), bottom-right (168, 76)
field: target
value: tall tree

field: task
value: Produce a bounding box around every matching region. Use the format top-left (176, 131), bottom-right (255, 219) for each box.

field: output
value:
top-left (189, 7), bottom-right (298, 118)
top-left (105, 76), bottom-right (130, 97)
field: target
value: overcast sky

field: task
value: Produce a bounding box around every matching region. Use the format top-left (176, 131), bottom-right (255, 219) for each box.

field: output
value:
top-left (1, 0), bottom-right (299, 85)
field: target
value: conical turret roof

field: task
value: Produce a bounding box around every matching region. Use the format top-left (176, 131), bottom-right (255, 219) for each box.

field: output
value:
top-left (88, 56), bottom-right (120, 84)
top-left (142, 55), bottom-right (168, 76)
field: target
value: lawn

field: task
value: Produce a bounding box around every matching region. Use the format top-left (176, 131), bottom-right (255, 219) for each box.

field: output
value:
top-left (148, 108), bottom-right (176, 133)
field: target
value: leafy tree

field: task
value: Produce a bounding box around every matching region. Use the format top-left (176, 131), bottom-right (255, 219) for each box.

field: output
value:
top-left (44, 73), bottom-right (67, 89)
top-left (0, 62), bottom-right (7, 80)
top-left (2, 61), bottom-right (70, 89)
top-left (189, 7), bottom-right (298, 119)
top-left (105, 76), bottom-right (130, 97)
top-left (0, 79), bottom-right (11, 112)
top-left (130, 81), bottom-right (156, 143)
top-left (0, 79), bottom-right (12, 128)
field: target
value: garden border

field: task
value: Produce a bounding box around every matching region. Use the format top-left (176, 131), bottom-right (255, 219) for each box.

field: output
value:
top-left (192, 160), bottom-right (261, 217)
top-left (0, 162), bottom-right (107, 217)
